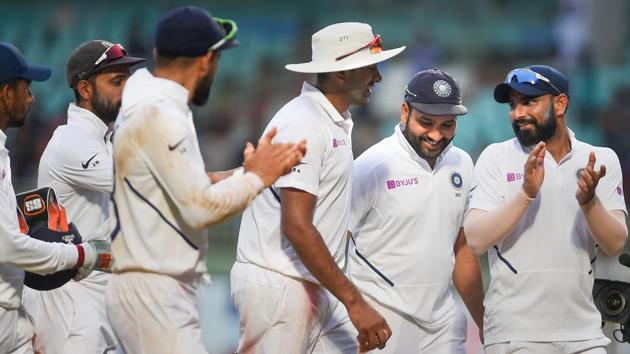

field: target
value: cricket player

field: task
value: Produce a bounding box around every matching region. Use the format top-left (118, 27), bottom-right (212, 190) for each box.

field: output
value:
top-left (0, 42), bottom-right (111, 354)
top-left (341, 69), bottom-right (484, 353)
top-left (105, 7), bottom-right (306, 354)
top-left (465, 65), bottom-right (628, 353)
top-left (231, 22), bottom-right (405, 353)
top-left (22, 40), bottom-right (145, 354)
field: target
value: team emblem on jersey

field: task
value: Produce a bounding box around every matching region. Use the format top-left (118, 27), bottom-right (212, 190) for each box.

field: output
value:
top-left (433, 80), bottom-right (452, 97)
top-left (449, 171), bottom-right (463, 190)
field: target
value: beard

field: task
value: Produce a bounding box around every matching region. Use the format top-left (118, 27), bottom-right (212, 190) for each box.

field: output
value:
top-left (512, 104), bottom-right (557, 147)
top-left (191, 71), bottom-right (213, 106)
top-left (91, 88), bottom-right (120, 124)
top-left (7, 103), bottom-right (31, 128)
top-left (402, 116), bottom-right (453, 161)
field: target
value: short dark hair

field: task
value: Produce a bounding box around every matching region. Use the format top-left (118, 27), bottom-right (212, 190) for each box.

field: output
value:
top-left (1, 78), bottom-right (22, 90)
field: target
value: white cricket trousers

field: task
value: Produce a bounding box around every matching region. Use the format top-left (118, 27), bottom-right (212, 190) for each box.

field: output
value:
top-left (484, 337), bottom-right (610, 354)
top-left (105, 272), bottom-right (207, 354)
top-left (22, 271), bottom-right (117, 354)
top-left (230, 261), bottom-right (358, 354)
top-left (0, 306), bottom-right (33, 354)
top-left (316, 296), bottom-right (467, 354)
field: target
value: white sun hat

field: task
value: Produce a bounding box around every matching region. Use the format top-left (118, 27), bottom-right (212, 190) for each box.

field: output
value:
top-left (285, 22), bottom-right (406, 73)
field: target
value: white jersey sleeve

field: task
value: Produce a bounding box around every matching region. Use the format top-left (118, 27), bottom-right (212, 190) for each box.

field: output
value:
top-left (132, 106), bottom-right (265, 229)
top-left (595, 148), bottom-right (627, 214)
top-left (349, 154), bottom-right (378, 235)
top-left (45, 144), bottom-right (113, 194)
top-left (0, 199), bottom-right (77, 275)
top-left (269, 116), bottom-right (325, 196)
top-left (469, 144), bottom-right (506, 211)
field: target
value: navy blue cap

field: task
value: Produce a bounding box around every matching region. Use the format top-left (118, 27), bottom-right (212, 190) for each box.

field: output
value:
top-left (0, 42), bottom-right (51, 84)
top-left (154, 6), bottom-right (239, 57)
top-left (404, 68), bottom-right (468, 116)
top-left (494, 65), bottom-right (569, 103)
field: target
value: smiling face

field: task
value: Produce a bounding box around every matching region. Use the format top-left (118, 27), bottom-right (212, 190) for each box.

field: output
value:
top-left (400, 102), bottom-right (457, 167)
top-left (508, 90), bottom-right (559, 147)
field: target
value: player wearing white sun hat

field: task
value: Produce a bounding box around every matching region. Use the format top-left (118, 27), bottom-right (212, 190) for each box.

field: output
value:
top-left (232, 22), bottom-right (405, 353)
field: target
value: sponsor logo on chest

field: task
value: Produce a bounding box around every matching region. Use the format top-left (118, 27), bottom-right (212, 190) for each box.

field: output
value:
top-left (386, 177), bottom-right (419, 190)
top-left (506, 172), bottom-right (524, 182)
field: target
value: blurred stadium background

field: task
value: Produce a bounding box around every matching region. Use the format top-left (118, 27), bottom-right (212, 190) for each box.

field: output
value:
top-left (2, 0), bottom-right (630, 353)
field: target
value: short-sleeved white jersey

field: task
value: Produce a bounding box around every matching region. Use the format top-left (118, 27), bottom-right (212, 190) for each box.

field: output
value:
top-left (111, 69), bottom-right (264, 279)
top-left (470, 130), bottom-right (627, 344)
top-left (236, 82), bottom-right (354, 284)
top-left (348, 124), bottom-right (473, 329)
top-left (38, 104), bottom-right (113, 242)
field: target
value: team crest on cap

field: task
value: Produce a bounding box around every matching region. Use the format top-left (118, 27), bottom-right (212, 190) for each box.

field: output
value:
top-left (449, 171), bottom-right (463, 190)
top-left (433, 80), bottom-right (451, 97)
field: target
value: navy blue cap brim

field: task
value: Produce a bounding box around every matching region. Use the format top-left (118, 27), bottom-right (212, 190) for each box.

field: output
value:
top-left (494, 82), bottom-right (548, 103)
top-left (409, 102), bottom-right (468, 116)
top-left (21, 64), bottom-right (51, 82)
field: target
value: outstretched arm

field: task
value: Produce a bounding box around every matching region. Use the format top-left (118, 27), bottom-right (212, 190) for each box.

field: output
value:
top-left (465, 142), bottom-right (545, 254)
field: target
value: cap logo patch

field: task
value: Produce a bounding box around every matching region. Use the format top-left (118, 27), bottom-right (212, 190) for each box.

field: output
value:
top-left (433, 80), bottom-right (451, 97)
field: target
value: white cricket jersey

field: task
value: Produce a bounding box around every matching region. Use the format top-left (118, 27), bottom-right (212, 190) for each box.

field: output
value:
top-left (347, 124), bottom-right (473, 329)
top-left (37, 104), bottom-right (112, 242)
top-left (236, 82), bottom-right (354, 284)
top-left (0, 129), bottom-right (78, 309)
top-left (470, 130), bottom-right (627, 344)
top-left (111, 68), bottom-right (264, 279)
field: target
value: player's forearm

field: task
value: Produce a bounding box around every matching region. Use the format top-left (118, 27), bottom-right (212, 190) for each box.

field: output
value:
top-left (207, 167), bottom-right (240, 184)
top-left (190, 172), bottom-right (264, 228)
top-left (464, 189), bottom-right (534, 254)
top-left (283, 223), bottom-right (363, 307)
top-left (0, 228), bottom-right (78, 274)
top-left (581, 196), bottom-right (628, 256)
top-left (453, 242), bottom-right (485, 330)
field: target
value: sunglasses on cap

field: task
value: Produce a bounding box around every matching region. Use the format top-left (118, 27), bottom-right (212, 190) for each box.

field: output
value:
top-left (505, 68), bottom-right (562, 95)
top-left (210, 18), bottom-right (238, 51)
top-left (335, 35), bottom-right (383, 62)
top-left (94, 43), bottom-right (127, 67)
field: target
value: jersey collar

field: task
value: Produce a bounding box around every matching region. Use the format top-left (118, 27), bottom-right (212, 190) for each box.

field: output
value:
top-left (301, 81), bottom-right (354, 134)
top-left (67, 103), bottom-right (110, 141)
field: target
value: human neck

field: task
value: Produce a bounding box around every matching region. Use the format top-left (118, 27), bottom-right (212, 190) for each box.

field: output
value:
top-left (153, 67), bottom-right (196, 103)
top-left (314, 81), bottom-right (351, 113)
top-left (544, 125), bottom-right (571, 163)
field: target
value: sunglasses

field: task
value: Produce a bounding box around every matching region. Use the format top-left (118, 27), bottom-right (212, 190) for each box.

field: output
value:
top-left (210, 18), bottom-right (238, 51)
top-left (94, 43), bottom-right (128, 67)
top-left (505, 68), bottom-right (562, 95)
top-left (335, 35), bottom-right (383, 62)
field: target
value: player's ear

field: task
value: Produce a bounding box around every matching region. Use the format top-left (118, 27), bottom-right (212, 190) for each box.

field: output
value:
top-left (553, 94), bottom-right (568, 117)
top-left (400, 101), bottom-right (410, 127)
top-left (75, 79), bottom-right (93, 102)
